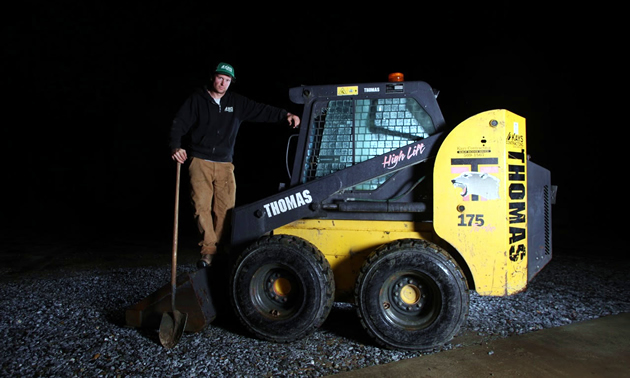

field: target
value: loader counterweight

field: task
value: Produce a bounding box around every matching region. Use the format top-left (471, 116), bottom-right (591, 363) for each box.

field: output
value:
top-left (434, 110), bottom-right (551, 296)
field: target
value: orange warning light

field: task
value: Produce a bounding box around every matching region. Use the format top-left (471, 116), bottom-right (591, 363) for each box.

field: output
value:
top-left (388, 72), bottom-right (405, 82)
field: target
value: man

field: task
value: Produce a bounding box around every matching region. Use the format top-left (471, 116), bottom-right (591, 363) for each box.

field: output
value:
top-left (169, 62), bottom-right (300, 268)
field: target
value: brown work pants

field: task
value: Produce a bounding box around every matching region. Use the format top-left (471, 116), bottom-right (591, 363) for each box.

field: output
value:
top-left (188, 158), bottom-right (236, 257)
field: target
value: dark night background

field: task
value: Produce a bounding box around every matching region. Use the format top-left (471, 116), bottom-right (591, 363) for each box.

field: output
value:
top-left (3, 4), bottom-right (623, 253)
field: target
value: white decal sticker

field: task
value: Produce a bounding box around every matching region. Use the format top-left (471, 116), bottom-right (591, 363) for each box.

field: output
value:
top-left (263, 190), bottom-right (313, 218)
top-left (451, 171), bottom-right (500, 200)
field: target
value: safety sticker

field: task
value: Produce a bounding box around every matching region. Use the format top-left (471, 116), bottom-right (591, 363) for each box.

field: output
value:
top-left (337, 86), bottom-right (359, 96)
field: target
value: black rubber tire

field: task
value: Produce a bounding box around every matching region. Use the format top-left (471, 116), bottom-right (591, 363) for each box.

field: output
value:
top-left (230, 235), bottom-right (334, 343)
top-left (355, 239), bottom-right (469, 351)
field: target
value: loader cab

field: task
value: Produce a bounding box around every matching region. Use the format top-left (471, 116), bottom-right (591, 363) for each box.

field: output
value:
top-left (287, 78), bottom-right (446, 220)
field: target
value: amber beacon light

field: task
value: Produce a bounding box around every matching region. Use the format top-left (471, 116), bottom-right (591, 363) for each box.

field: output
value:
top-left (388, 72), bottom-right (405, 82)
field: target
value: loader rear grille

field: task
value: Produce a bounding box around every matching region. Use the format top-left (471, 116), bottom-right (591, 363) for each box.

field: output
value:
top-left (543, 184), bottom-right (552, 256)
top-left (526, 162), bottom-right (553, 282)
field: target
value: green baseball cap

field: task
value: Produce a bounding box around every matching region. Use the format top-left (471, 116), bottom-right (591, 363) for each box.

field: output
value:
top-left (215, 62), bottom-right (235, 78)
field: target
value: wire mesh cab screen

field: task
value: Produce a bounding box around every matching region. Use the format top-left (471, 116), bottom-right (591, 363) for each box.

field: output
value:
top-left (302, 97), bottom-right (437, 190)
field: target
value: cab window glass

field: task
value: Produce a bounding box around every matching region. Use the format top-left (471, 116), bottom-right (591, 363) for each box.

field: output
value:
top-left (303, 97), bottom-right (435, 190)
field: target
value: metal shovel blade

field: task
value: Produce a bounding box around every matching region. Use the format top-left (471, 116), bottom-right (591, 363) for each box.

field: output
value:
top-left (159, 307), bottom-right (188, 349)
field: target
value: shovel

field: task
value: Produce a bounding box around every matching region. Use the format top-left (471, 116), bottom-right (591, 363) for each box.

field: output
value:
top-left (159, 162), bottom-right (188, 348)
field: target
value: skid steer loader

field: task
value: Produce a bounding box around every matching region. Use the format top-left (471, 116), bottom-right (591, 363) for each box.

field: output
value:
top-left (126, 73), bottom-right (553, 351)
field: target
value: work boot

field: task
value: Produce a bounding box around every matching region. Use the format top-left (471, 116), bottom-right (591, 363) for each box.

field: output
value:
top-left (196, 254), bottom-right (213, 269)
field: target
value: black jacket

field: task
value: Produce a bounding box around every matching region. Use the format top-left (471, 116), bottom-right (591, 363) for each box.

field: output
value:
top-left (170, 87), bottom-right (288, 162)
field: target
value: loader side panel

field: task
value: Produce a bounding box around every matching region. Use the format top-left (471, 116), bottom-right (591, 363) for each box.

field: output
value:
top-left (434, 110), bottom-right (530, 296)
top-left (273, 219), bottom-right (437, 302)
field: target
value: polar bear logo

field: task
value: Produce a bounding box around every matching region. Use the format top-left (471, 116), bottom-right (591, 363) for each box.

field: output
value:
top-left (451, 171), bottom-right (500, 200)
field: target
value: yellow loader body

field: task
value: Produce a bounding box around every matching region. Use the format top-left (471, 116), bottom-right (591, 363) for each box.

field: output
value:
top-left (274, 110), bottom-right (533, 299)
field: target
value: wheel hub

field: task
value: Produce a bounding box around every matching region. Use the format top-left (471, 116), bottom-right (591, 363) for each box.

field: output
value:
top-left (272, 277), bottom-right (292, 297)
top-left (266, 272), bottom-right (292, 303)
top-left (392, 277), bottom-right (426, 312)
top-left (400, 283), bottom-right (421, 305)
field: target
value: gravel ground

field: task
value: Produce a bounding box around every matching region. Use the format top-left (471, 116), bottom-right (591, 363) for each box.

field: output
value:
top-left (1, 232), bottom-right (629, 377)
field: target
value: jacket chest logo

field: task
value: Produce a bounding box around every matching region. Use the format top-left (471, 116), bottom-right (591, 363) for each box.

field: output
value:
top-left (224, 106), bottom-right (234, 113)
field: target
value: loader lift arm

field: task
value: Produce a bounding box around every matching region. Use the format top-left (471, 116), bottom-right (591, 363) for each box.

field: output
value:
top-left (231, 79), bottom-right (447, 252)
top-left (231, 131), bottom-right (445, 251)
